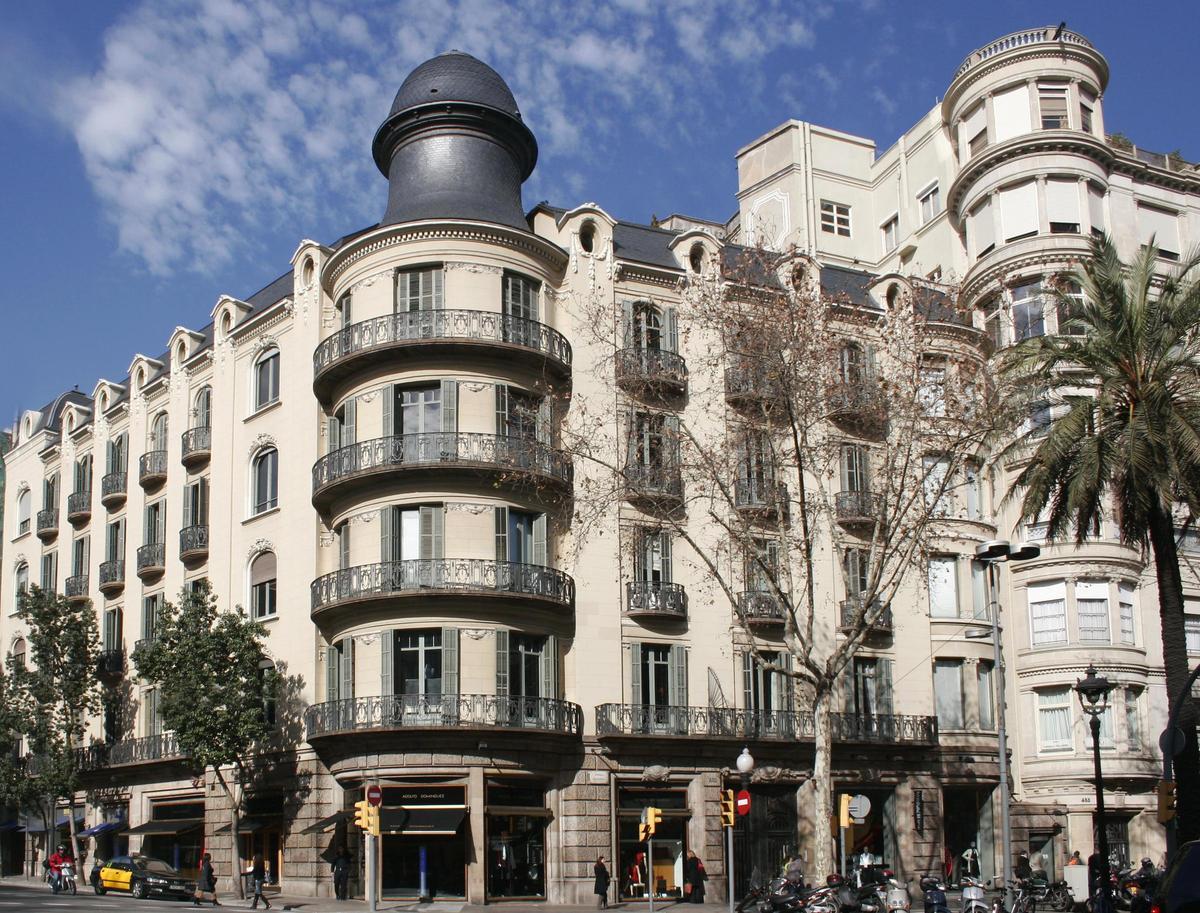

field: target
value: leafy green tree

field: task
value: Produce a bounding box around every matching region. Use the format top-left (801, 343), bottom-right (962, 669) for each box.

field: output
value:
top-left (133, 583), bottom-right (274, 898)
top-left (1002, 235), bottom-right (1200, 843)
top-left (11, 585), bottom-right (102, 864)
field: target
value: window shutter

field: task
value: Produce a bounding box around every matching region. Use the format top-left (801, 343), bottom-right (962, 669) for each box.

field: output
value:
top-left (971, 198), bottom-right (994, 255)
top-left (420, 505), bottom-right (445, 560)
top-left (630, 643), bottom-right (643, 703)
top-left (992, 83), bottom-right (1031, 141)
top-left (495, 384), bottom-right (509, 435)
top-left (339, 524), bottom-right (351, 569)
top-left (382, 384), bottom-right (395, 437)
top-left (843, 664), bottom-right (855, 714)
top-left (1087, 184), bottom-right (1105, 233)
top-left (494, 507), bottom-right (508, 562)
top-left (327, 415), bottom-right (340, 455)
top-left (1137, 203), bottom-right (1180, 253)
top-left (663, 307), bottom-right (679, 353)
top-left (1046, 179), bottom-right (1080, 227)
top-left (543, 634), bottom-right (558, 699)
top-left (326, 646), bottom-right (339, 702)
top-left (532, 514), bottom-right (547, 566)
top-left (442, 627), bottom-right (459, 695)
top-left (495, 629), bottom-right (510, 697)
top-left (183, 489), bottom-right (194, 528)
top-left (380, 506), bottom-right (394, 564)
top-left (877, 658), bottom-right (893, 715)
top-left (441, 380), bottom-right (457, 432)
top-left (536, 396), bottom-right (551, 446)
top-left (999, 181), bottom-right (1038, 241)
top-left (660, 532), bottom-right (672, 584)
top-left (783, 653), bottom-right (795, 711)
top-left (621, 300), bottom-right (634, 349)
top-left (380, 631), bottom-right (394, 696)
top-left (624, 409), bottom-right (636, 470)
top-left (198, 478), bottom-right (208, 525)
top-left (664, 414), bottom-right (680, 469)
top-left (340, 637), bottom-right (354, 700)
top-left (670, 644), bottom-right (688, 707)
top-left (343, 399), bottom-right (357, 445)
top-left (741, 653), bottom-right (754, 710)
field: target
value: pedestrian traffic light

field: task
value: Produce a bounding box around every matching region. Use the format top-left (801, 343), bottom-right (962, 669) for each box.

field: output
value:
top-left (354, 799), bottom-right (371, 831)
top-left (1156, 779), bottom-right (1176, 824)
top-left (721, 790), bottom-right (735, 827)
top-left (639, 822), bottom-right (651, 841)
top-left (367, 805), bottom-right (380, 837)
top-left (646, 806), bottom-right (662, 836)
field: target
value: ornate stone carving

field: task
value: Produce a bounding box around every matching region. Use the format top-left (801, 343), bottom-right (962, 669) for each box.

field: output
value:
top-left (247, 539), bottom-right (275, 560)
top-left (460, 628), bottom-right (493, 641)
top-left (641, 765), bottom-right (671, 783)
top-left (445, 261), bottom-right (503, 275)
top-left (248, 433), bottom-right (278, 455)
top-left (12, 553), bottom-right (28, 571)
top-left (446, 502), bottom-right (491, 515)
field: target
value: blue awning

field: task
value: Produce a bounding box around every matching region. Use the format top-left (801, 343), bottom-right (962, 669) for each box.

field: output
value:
top-left (78, 821), bottom-right (126, 838)
top-left (0, 821), bottom-right (22, 833)
top-left (22, 812), bottom-right (86, 834)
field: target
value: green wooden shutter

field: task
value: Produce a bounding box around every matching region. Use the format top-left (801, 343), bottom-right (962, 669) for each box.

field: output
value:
top-left (495, 629), bottom-right (509, 697)
top-left (441, 380), bottom-right (457, 432)
top-left (532, 514), bottom-right (547, 566)
top-left (877, 658), bottom-right (893, 715)
top-left (420, 506), bottom-right (444, 559)
top-left (381, 631), bottom-right (394, 696)
top-left (340, 637), bottom-right (354, 700)
top-left (621, 300), bottom-right (634, 349)
top-left (545, 635), bottom-right (559, 699)
top-left (343, 399), bottom-right (357, 445)
top-left (495, 384), bottom-right (509, 435)
top-left (327, 416), bottom-right (340, 454)
top-left (670, 644), bottom-right (688, 706)
top-left (660, 531), bottom-right (672, 584)
top-left (198, 478), bottom-right (208, 525)
top-left (442, 627), bottom-right (459, 695)
top-left (380, 506), bottom-right (394, 563)
top-left (663, 307), bottom-right (679, 353)
top-left (182, 488), bottom-right (193, 528)
top-left (630, 643), bottom-right (642, 704)
top-left (494, 507), bottom-right (508, 562)
top-left (783, 653), bottom-right (796, 711)
top-left (741, 653), bottom-right (754, 710)
top-left (326, 646), bottom-right (339, 702)
top-left (382, 384), bottom-right (395, 437)
top-left (339, 523), bottom-right (351, 569)
top-left (433, 267), bottom-right (444, 309)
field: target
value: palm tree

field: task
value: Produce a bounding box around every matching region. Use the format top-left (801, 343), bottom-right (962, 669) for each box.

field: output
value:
top-left (1001, 235), bottom-right (1200, 845)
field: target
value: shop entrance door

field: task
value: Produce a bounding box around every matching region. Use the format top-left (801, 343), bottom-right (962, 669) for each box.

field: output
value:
top-left (381, 835), bottom-right (466, 899)
top-left (732, 786), bottom-right (797, 897)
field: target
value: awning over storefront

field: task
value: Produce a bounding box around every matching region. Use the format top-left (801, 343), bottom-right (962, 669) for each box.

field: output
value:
top-left (23, 812), bottom-right (86, 833)
top-left (380, 806), bottom-right (467, 836)
top-left (78, 821), bottom-right (127, 838)
top-left (0, 821), bottom-right (23, 833)
top-left (300, 811), bottom-right (351, 835)
top-left (215, 817), bottom-right (281, 834)
top-left (125, 819), bottom-right (203, 836)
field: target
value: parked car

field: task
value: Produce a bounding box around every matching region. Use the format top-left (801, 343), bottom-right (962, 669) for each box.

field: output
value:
top-left (94, 854), bottom-right (197, 900)
top-left (1155, 841), bottom-right (1200, 913)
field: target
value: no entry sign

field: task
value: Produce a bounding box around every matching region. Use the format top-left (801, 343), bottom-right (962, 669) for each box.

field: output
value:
top-left (366, 784), bottom-right (383, 807)
top-left (736, 790), bottom-right (751, 816)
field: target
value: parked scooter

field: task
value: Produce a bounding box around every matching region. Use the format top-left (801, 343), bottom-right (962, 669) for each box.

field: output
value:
top-left (961, 875), bottom-right (989, 913)
top-left (919, 875), bottom-right (951, 913)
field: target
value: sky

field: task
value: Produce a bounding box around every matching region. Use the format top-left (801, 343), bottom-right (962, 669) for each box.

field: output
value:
top-left (1, 0), bottom-right (1196, 425)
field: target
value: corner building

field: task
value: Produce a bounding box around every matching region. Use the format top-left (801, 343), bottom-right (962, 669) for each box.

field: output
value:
top-left (3, 30), bottom-right (1198, 900)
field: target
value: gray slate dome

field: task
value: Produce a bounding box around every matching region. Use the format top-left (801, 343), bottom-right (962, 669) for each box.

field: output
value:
top-left (373, 51), bottom-right (537, 231)
top-left (388, 51), bottom-right (521, 119)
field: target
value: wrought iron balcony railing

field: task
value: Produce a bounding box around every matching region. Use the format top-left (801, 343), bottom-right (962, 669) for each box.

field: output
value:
top-left (305, 694), bottom-right (583, 740)
top-left (136, 543), bottom-right (166, 578)
top-left (65, 575), bottom-right (89, 601)
top-left (826, 376), bottom-right (883, 417)
top-left (311, 559), bottom-right (575, 616)
top-left (835, 490), bottom-right (884, 527)
top-left (179, 525), bottom-right (209, 561)
top-left (724, 360), bottom-right (783, 406)
top-left (100, 471), bottom-right (127, 507)
top-left (615, 347), bottom-right (688, 395)
top-left (313, 433), bottom-right (572, 501)
top-left (313, 310), bottom-right (572, 397)
top-left (98, 560), bottom-right (125, 594)
top-left (35, 509), bottom-right (59, 540)
top-left (734, 479), bottom-right (787, 516)
top-left (737, 591), bottom-right (787, 626)
top-left (839, 597), bottom-right (893, 633)
top-left (181, 426), bottom-right (212, 465)
top-left (97, 647), bottom-right (125, 677)
top-left (624, 462), bottom-right (683, 502)
top-left (67, 490), bottom-right (92, 523)
top-left (594, 703), bottom-right (937, 744)
top-left (625, 581), bottom-right (688, 619)
top-left (75, 732), bottom-right (186, 772)
top-left (139, 451), bottom-right (167, 487)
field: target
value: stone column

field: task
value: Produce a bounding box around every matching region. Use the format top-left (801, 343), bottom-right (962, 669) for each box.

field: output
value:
top-left (467, 766), bottom-right (486, 904)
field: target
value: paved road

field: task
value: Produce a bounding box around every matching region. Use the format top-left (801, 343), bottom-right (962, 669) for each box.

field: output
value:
top-left (0, 878), bottom-right (205, 910)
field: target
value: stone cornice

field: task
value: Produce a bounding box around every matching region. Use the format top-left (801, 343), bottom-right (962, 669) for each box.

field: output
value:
top-left (943, 42), bottom-right (1108, 118)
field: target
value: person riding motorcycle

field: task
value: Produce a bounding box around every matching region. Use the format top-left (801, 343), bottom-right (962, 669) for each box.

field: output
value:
top-left (48, 845), bottom-right (74, 892)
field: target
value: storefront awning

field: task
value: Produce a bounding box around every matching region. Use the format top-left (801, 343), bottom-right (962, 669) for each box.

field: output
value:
top-left (125, 819), bottom-right (203, 836)
top-left (78, 821), bottom-right (127, 838)
top-left (381, 806), bottom-right (467, 836)
top-left (300, 811), bottom-right (351, 835)
top-left (0, 821), bottom-right (23, 833)
top-left (215, 817), bottom-right (280, 834)
top-left (23, 812), bottom-right (86, 833)
top-left (485, 805), bottom-right (553, 818)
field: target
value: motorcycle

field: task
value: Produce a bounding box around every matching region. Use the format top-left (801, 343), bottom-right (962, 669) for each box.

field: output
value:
top-left (51, 862), bottom-right (78, 895)
top-left (961, 875), bottom-right (989, 913)
top-left (1026, 873), bottom-right (1074, 912)
top-left (919, 875), bottom-right (950, 913)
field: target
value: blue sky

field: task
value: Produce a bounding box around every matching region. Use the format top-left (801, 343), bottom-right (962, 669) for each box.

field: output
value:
top-left (1, 0), bottom-right (1195, 425)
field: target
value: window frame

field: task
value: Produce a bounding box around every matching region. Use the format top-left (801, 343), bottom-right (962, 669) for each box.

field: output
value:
top-left (253, 348), bottom-right (281, 412)
top-left (1036, 687), bottom-right (1074, 752)
top-left (918, 183), bottom-right (941, 225)
top-left (819, 200), bottom-right (851, 237)
top-left (250, 447), bottom-right (279, 516)
top-left (880, 214), bottom-right (899, 254)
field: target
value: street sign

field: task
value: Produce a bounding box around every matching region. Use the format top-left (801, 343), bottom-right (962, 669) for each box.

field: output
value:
top-left (848, 794), bottom-right (871, 820)
top-left (736, 789), bottom-right (752, 816)
top-left (1159, 726), bottom-right (1186, 757)
top-left (366, 784), bottom-right (383, 807)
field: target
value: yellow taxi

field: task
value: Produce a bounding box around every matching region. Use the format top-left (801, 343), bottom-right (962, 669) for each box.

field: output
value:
top-left (95, 854), bottom-right (197, 900)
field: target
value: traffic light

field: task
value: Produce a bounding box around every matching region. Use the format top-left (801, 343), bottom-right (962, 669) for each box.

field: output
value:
top-left (1157, 779), bottom-right (1176, 824)
top-left (354, 799), bottom-right (371, 831)
top-left (646, 806), bottom-right (662, 836)
top-left (839, 794), bottom-right (851, 829)
top-left (639, 822), bottom-right (651, 841)
top-left (720, 790), bottom-right (735, 828)
top-left (367, 805), bottom-right (381, 837)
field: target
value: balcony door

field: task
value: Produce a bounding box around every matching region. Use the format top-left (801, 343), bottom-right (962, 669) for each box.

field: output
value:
top-left (742, 651), bottom-right (794, 733)
top-left (840, 445), bottom-right (868, 492)
top-left (381, 505), bottom-right (444, 586)
top-left (631, 643), bottom-right (687, 733)
top-left (495, 632), bottom-right (558, 726)
top-left (844, 657), bottom-right (893, 719)
top-left (395, 267), bottom-right (443, 313)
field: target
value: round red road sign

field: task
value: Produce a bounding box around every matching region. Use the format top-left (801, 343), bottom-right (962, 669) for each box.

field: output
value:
top-left (736, 789), bottom-right (751, 816)
top-left (366, 784), bottom-right (383, 807)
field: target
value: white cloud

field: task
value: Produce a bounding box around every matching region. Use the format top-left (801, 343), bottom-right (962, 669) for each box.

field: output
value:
top-left (45, 0), bottom-right (837, 274)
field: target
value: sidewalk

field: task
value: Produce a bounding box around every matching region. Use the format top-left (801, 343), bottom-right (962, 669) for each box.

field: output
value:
top-left (215, 898), bottom-right (729, 913)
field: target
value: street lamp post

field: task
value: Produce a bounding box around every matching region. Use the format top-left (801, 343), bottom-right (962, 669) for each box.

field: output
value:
top-left (971, 539), bottom-right (1040, 892)
top-left (729, 747), bottom-right (754, 913)
top-left (1075, 664), bottom-right (1115, 913)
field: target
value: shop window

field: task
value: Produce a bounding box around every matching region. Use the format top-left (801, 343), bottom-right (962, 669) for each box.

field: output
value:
top-left (618, 788), bottom-right (689, 900)
top-left (486, 780), bottom-right (549, 898)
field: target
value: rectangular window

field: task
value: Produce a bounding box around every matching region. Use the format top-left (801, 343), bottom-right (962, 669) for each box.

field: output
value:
top-left (634, 528), bottom-right (672, 585)
top-left (1038, 82), bottom-right (1069, 129)
top-left (1037, 688), bottom-right (1073, 751)
top-left (1079, 88), bottom-right (1096, 134)
top-left (1076, 580), bottom-right (1111, 644)
top-left (397, 630), bottom-right (443, 698)
top-left (1057, 282), bottom-right (1087, 336)
top-left (144, 500), bottom-right (165, 545)
top-left (396, 266), bottom-right (444, 312)
top-left (336, 292), bottom-right (352, 328)
top-left (1000, 181), bottom-right (1039, 242)
top-left (820, 200), bottom-right (851, 237)
top-left (1087, 183), bottom-right (1105, 237)
top-left (923, 456), bottom-right (951, 518)
top-left (928, 557), bottom-right (958, 618)
top-left (103, 607), bottom-right (123, 652)
top-left (962, 101), bottom-right (987, 157)
top-left (1086, 704), bottom-right (1115, 749)
top-left (40, 552), bottom-right (58, 592)
top-left (106, 518), bottom-right (125, 562)
top-left (1185, 612), bottom-right (1200, 655)
top-left (918, 366), bottom-right (946, 416)
top-left (399, 384), bottom-right (442, 434)
top-left (964, 462), bottom-right (983, 520)
top-left (1011, 280), bottom-right (1045, 340)
top-left (183, 478), bottom-right (209, 528)
top-left (746, 538), bottom-right (781, 594)
top-left (1046, 178), bottom-right (1081, 234)
top-left (1118, 583), bottom-right (1136, 645)
top-left (1124, 688), bottom-right (1142, 749)
top-left (503, 272), bottom-right (540, 321)
top-left (251, 552), bottom-right (277, 620)
top-left (72, 536), bottom-right (89, 577)
top-left (992, 83), bottom-right (1032, 141)
top-left (253, 450), bottom-right (278, 514)
top-left (970, 198), bottom-right (995, 259)
top-left (978, 661), bottom-right (995, 730)
top-left (919, 185), bottom-right (941, 224)
top-left (846, 657), bottom-right (891, 716)
top-left (881, 216), bottom-right (899, 254)
top-left (1136, 203), bottom-right (1180, 260)
top-left (843, 547), bottom-right (870, 599)
top-left (1028, 580), bottom-right (1067, 646)
top-left (142, 593), bottom-right (161, 642)
top-left (933, 660), bottom-right (965, 729)
top-left (971, 560), bottom-right (989, 619)
top-left (839, 444), bottom-right (869, 493)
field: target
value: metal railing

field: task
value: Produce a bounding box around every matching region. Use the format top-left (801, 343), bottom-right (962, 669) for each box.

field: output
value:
top-left (305, 694), bottom-right (584, 739)
top-left (313, 433), bottom-right (572, 494)
top-left (313, 309), bottom-right (572, 382)
top-left (36, 509), bottom-right (58, 536)
top-left (65, 575), bottom-right (89, 599)
top-left (626, 581), bottom-right (688, 618)
top-left (139, 451), bottom-right (167, 484)
top-left (734, 479), bottom-right (787, 513)
top-left (101, 472), bottom-right (127, 502)
top-left (181, 426), bottom-right (211, 461)
top-left (180, 525), bottom-right (209, 557)
top-left (737, 591), bottom-right (787, 624)
top-left (76, 732), bottom-right (186, 771)
top-left (827, 376), bottom-right (882, 414)
top-left (835, 490), bottom-right (884, 524)
top-left (137, 543), bottom-right (165, 574)
top-left (839, 597), bottom-right (893, 632)
top-left (311, 559), bottom-right (575, 613)
top-left (67, 490), bottom-right (91, 519)
top-left (615, 347), bottom-right (688, 391)
top-left (953, 27), bottom-right (1093, 80)
top-left (624, 463), bottom-right (683, 500)
top-left (97, 648), bottom-right (125, 677)
top-left (594, 703), bottom-right (937, 744)
top-left (724, 360), bottom-right (782, 403)
top-left (98, 560), bottom-right (125, 590)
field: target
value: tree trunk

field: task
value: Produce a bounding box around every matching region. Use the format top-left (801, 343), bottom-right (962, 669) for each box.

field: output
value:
top-left (214, 767), bottom-right (245, 899)
top-left (1147, 504), bottom-right (1200, 843)
top-left (807, 690), bottom-right (834, 879)
top-left (66, 791), bottom-right (81, 878)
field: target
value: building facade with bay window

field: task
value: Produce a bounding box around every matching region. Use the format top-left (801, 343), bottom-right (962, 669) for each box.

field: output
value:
top-left (3, 26), bottom-right (1198, 901)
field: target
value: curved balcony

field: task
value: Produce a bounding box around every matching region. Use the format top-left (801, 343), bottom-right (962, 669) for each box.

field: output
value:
top-left (35, 509), bottom-right (59, 541)
top-left (139, 451), bottom-right (167, 489)
top-left (179, 525), bottom-right (209, 563)
top-left (311, 559), bottom-right (575, 622)
top-left (961, 232), bottom-right (1094, 306)
top-left (305, 694), bottom-right (583, 741)
top-left (75, 733), bottom-right (186, 772)
top-left (136, 543), bottom-right (166, 580)
top-left (827, 377), bottom-right (886, 435)
top-left (97, 647), bottom-right (125, 679)
top-left (595, 703), bottom-right (938, 744)
top-left (313, 310), bottom-right (572, 402)
top-left (835, 490), bottom-right (884, 531)
top-left (734, 480), bottom-right (788, 520)
top-left (951, 26), bottom-right (1094, 82)
top-left (737, 591), bottom-right (787, 629)
top-left (839, 597), bottom-right (893, 637)
top-left (624, 463), bottom-right (684, 507)
top-left (615, 347), bottom-right (687, 398)
top-left (725, 359), bottom-right (783, 409)
top-left (181, 427), bottom-right (211, 467)
top-left (66, 491), bottom-right (92, 525)
top-left (312, 433), bottom-right (572, 511)
top-left (65, 575), bottom-right (89, 603)
top-left (100, 472), bottom-right (127, 509)
top-left (98, 560), bottom-right (125, 597)
top-left (625, 581), bottom-right (687, 621)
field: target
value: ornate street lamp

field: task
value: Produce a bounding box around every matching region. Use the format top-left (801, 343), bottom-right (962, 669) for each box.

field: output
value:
top-left (1075, 664), bottom-right (1114, 913)
top-left (736, 747), bottom-right (756, 785)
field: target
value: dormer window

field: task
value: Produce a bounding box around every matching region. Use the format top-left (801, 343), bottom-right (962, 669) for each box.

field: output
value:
top-left (688, 243), bottom-right (704, 274)
top-left (580, 221), bottom-right (596, 254)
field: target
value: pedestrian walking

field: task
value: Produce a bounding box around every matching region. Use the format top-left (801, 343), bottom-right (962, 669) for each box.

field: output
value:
top-left (594, 855), bottom-right (610, 909)
top-left (249, 853), bottom-right (271, 909)
top-left (194, 852), bottom-right (220, 906)
top-left (685, 851), bottom-right (707, 903)
top-left (332, 845), bottom-right (352, 900)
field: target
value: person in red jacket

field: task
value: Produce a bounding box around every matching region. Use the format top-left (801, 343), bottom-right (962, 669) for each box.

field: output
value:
top-left (47, 844), bottom-right (73, 892)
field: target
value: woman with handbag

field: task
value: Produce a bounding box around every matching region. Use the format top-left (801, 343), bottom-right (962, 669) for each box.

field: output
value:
top-left (193, 853), bottom-right (220, 906)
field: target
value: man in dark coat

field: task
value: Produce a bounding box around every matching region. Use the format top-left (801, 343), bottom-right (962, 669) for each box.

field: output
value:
top-left (685, 851), bottom-right (707, 903)
top-left (332, 846), bottom-right (352, 901)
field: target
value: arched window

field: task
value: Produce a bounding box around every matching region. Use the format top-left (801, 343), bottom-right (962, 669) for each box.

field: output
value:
top-left (689, 243), bottom-right (704, 274)
top-left (254, 349), bottom-right (280, 410)
top-left (839, 343), bottom-right (865, 384)
top-left (258, 659), bottom-right (277, 727)
top-left (250, 551), bottom-right (277, 619)
top-left (74, 455), bottom-right (93, 495)
top-left (580, 221), bottom-right (596, 253)
top-left (193, 387), bottom-right (213, 429)
top-left (107, 434), bottom-right (127, 474)
top-left (886, 284), bottom-right (901, 309)
top-left (16, 489), bottom-right (31, 536)
top-left (14, 563), bottom-right (29, 610)
top-left (251, 449), bottom-right (278, 515)
top-left (10, 637), bottom-right (25, 670)
top-left (149, 412), bottom-right (168, 452)
top-left (632, 302), bottom-right (663, 351)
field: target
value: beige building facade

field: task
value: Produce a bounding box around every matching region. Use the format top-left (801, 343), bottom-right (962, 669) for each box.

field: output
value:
top-left (3, 26), bottom-right (1199, 901)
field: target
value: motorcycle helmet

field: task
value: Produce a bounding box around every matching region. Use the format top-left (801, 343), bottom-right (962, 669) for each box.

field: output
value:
top-left (826, 873), bottom-right (845, 887)
top-left (919, 876), bottom-right (939, 892)
top-left (57, 845), bottom-right (66, 853)
top-left (1140, 858), bottom-right (1152, 866)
